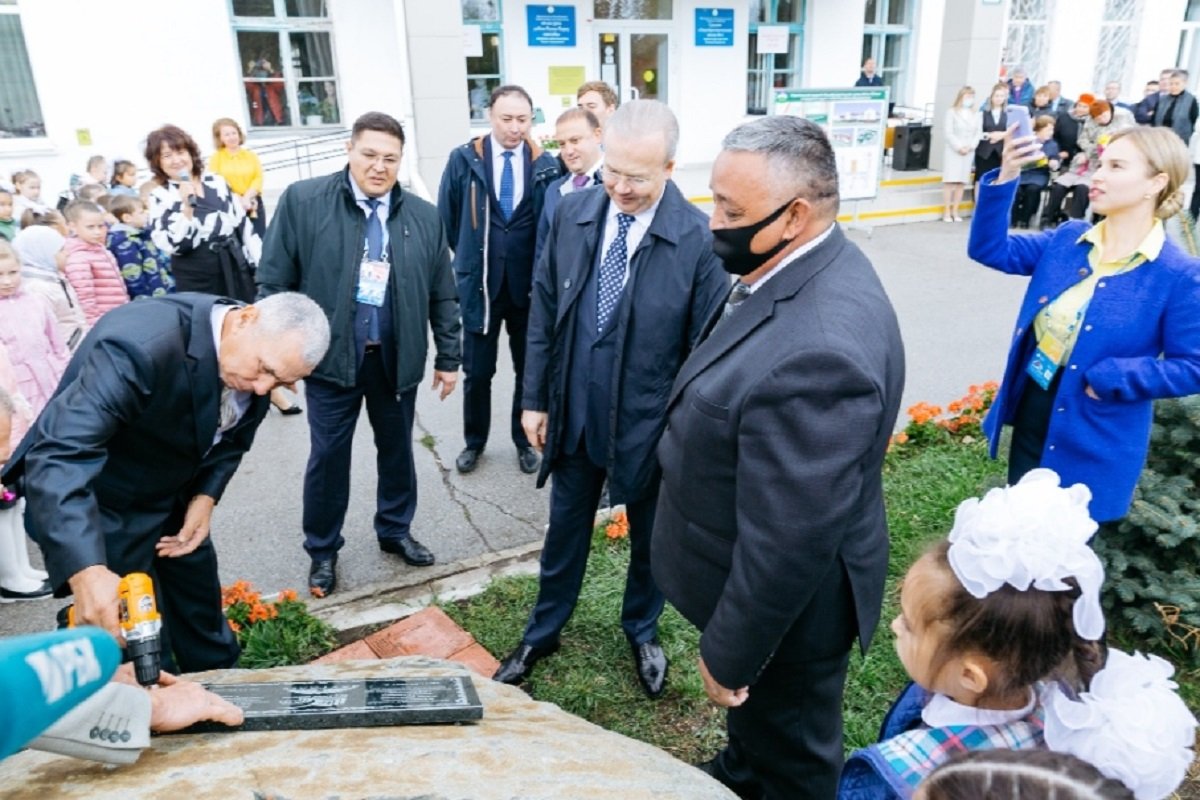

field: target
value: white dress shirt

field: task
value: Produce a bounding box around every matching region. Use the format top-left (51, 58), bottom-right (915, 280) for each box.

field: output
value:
top-left (349, 175), bottom-right (391, 255)
top-left (490, 135), bottom-right (525, 209)
top-left (745, 221), bottom-right (836, 294)
top-left (598, 190), bottom-right (665, 293)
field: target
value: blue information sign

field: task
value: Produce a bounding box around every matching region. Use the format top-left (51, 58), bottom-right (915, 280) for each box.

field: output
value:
top-left (695, 8), bottom-right (734, 47)
top-left (527, 5), bottom-right (576, 47)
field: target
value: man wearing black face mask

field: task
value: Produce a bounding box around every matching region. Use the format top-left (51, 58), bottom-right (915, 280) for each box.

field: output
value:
top-left (492, 100), bottom-right (728, 696)
top-left (652, 115), bottom-right (905, 799)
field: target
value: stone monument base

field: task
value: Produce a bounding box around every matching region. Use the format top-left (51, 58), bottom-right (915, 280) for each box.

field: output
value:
top-left (0, 656), bottom-right (736, 800)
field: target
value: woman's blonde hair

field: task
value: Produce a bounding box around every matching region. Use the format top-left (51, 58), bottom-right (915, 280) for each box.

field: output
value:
top-left (986, 82), bottom-right (1009, 110)
top-left (1108, 126), bottom-right (1190, 219)
top-left (952, 86), bottom-right (975, 109)
top-left (212, 117), bottom-right (245, 150)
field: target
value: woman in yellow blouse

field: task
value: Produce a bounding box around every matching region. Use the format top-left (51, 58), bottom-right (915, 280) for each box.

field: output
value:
top-left (209, 118), bottom-right (265, 240)
top-left (209, 117), bottom-right (301, 415)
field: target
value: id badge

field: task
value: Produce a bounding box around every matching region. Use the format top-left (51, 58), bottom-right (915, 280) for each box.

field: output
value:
top-left (356, 259), bottom-right (389, 307)
top-left (1025, 332), bottom-right (1065, 390)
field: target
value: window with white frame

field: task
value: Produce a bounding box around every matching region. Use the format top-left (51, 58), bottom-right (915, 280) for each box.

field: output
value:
top-left (746, 0), bottom-right (805, 115)
top-left (230, 0), bottom-right (342, 129)
top-left (0, 1), bottom-right (45, 138)
top-left (1003, 0), bottom-right (1053, 88)
top-left (862, 0), bottom-right (913, 106)
top-left (1093, 0), bottom-right (1137, 94)
top-left (463, 0), bottom-right (503, 122)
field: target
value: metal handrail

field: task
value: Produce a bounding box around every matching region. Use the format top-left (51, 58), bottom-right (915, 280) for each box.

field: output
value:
top-left (251, 128), bottom-right (352, 177)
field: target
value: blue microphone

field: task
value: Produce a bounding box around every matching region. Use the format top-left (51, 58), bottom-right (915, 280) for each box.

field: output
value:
top-left (0, 628), bottom-right (121, 760)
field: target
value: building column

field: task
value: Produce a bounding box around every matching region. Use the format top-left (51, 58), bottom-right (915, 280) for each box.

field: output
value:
top-left (928, 1), bottom-right (1006, 171)
top-left (401, 0), bottom-right (470, 196)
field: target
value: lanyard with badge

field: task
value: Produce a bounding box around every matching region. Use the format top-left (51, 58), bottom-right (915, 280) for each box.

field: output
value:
top-left (1024, 252), bottom-right (1139, 390)
top-left (356, 200), bottom-right (389, 307)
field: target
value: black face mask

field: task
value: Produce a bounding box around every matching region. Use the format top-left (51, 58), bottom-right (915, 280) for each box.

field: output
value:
top-left (711, 198), bottom-right (797, 276)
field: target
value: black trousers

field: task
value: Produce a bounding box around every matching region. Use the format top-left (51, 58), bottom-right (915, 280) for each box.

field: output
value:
top-left (105, 501), bottom-right (240, 674)
top-left (1011, 183), bottom-right (1044, 227)
top-left (705, 563), bottom-right (857, 800)
top-left (521, 447), bottom-right (663, 648)
top-left (1007, 372), bottom-right (1062, 485)
top-left (1041, 184), bottom-right (1089, 226)
top-left (462, 282), bottom-right (529, 451)
top-left (301, 349), bottom-right (418, 560)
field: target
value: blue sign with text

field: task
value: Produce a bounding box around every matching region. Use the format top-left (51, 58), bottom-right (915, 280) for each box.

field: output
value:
top-left (695, 8), bottom-right (734, 47)
top-left (528, 5), bottom-right (576, 47)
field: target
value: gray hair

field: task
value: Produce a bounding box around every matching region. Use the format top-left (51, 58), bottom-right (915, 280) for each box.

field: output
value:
top-left (603, 99), bottom-right (679, 161)
top-left (0, 387), bottom-right (13, 420)
top-left (254, 292), bottom-right (331, 368)
top-left (721, 116), bottom-right (840, 217)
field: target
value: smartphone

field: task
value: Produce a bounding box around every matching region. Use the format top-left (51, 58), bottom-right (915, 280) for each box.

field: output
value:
top-left (1007, 104), bottom-right (1033, 141)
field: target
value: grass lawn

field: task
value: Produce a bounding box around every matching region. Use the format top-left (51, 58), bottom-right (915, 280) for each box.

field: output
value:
top-left (441, 439), bottom-right (1199, 781)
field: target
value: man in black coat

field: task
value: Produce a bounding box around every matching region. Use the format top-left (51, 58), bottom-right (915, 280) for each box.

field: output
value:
top-left (492, 100), bottom-right (729, 696)
top-left (652, 117), bottom-right (904, 798)
top-left (1, 293), bottom-right (330, 671)
top-left (258, 112), bottom-right (462, 597)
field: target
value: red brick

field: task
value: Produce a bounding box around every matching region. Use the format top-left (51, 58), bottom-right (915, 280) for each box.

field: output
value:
top-left (364, 607), bottom-right (474, 659)
top-left (449, 642), bottom-right (500, 678)
top-left (310, 639), bottom-right (378, 664)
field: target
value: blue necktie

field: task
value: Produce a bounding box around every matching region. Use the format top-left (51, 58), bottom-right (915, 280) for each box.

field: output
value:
top-left (364, 198), bottom-right (383, 343)
top-left (499, 151), bottom-right (514, 220)
top-left (597, 213), bottom-right (634, 332)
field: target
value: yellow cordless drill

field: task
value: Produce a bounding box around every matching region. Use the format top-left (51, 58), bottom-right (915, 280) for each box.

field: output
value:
top-left (57, 572), bottom-right (163, 687)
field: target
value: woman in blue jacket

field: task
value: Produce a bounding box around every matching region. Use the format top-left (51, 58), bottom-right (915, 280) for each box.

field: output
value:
top-left (968, 125), bottom-right (1200, 522)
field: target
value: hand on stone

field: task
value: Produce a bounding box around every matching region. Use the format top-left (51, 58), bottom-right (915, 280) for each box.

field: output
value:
top-left (147, 672), bottom-right (244, 732)
top-left (67, 564), bottom-right (124, 644)
top-left (431, 370), bottom-right (458, 400)
top-left (156, 495), bottom-right (215, 558)
top-left (522, 411), bottom-right (548, 453)
top-left (698, 656), bottom-right (748, 708)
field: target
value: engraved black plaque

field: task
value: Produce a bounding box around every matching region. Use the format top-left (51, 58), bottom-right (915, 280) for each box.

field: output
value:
top-left (177, 676), bottom-right (483, 733)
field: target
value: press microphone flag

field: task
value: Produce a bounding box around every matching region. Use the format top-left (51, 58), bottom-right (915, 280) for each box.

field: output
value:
top-left (0, 627), bottom-right (120, 760)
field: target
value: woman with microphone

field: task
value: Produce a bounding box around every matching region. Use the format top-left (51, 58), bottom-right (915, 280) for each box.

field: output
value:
top-left (145, 124), bottom-right (260, 303)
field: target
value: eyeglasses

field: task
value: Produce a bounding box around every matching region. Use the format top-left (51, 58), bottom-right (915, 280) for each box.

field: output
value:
top-left (354, 151), bottom-right (400, 168)
top-left (601, 166), bottom-right (655, 187)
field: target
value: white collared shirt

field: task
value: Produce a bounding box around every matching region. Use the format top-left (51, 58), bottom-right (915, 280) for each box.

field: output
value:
top-left (745, 222), bottom-right (836, 295)
top-left (210, 304), bottom-right (251, 446)
top-left (921, 689), bottom-right (1037, 729)
top-left (599, 189), bottom-right (665, 292)
top-left (490, 135), bottom-right (525, 209)
top-left (559, 159), bottom-right (604, 196)
top-left (349, 176), bottom-right (390, 256)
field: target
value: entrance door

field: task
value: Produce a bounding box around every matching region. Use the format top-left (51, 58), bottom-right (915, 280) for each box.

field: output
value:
top-left (597, 30), bottom-right (670, 103)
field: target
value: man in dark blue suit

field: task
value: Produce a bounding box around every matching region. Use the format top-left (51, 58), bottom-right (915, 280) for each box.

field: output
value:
top-left (535, 107), bottom-right (604, 265)
top-left (492, 100), bottom-right (729, 697)
top-left (439, 85), bottom-right (561, 477)
top-left (2, 293), bottom-right (329, 671)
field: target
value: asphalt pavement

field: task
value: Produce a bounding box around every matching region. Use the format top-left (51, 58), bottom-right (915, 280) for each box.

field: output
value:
top-left (0, 217), bottom-right (1026, 638)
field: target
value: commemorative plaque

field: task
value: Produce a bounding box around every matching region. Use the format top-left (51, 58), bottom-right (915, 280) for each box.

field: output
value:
top-left (178, 676), bottom-right (483, 733)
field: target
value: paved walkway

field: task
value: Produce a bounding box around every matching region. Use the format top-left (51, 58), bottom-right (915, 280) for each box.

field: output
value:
top-left (0, 218), bottom-right (1025, 639)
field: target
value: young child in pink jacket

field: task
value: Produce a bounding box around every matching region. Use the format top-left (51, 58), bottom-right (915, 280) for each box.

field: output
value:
top-left (62, 200), bottom-right (128, 326)
top-left (0, 239), bottom-right (67, 433)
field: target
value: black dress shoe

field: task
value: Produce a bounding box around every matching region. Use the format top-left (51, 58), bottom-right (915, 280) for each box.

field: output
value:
top-left (456, 447), bottom-right (482, 474)
top-left (493, 641), bottom-right (561, 685)
top-left (632, 638), bottom-right (668, 698)
top-left (379, 535), bottom-right (435, 567)
top-left (308, 556), bottom-right (337, 598)
top-left (517, 446), bottom-right (539, 474)
top-left (0, 580), bottom-right (52, 602)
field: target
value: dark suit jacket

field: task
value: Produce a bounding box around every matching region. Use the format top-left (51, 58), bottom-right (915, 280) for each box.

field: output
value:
top-left (2, 294), bottom-right (269, 593)
top-left (523, 180), bottom-right (729, 503)
top-left (651, 226), bottom-right (905, 689)
top-left (977, 107), bottom-right (1008, 161)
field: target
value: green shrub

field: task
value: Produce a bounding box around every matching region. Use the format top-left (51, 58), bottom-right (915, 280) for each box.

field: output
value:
top-left (1093, 396), bottom-right (1200, 663)
top-left (222, 581), bottom-right (338, 668)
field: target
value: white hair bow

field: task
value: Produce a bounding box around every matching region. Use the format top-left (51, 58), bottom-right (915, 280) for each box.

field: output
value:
top-left (1044, 649), bottom-right (1198, 800)
top-left (946, 468), bottom-right (1105, 640)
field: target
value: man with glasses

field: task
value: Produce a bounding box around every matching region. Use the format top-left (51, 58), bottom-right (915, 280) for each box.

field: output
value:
top-left (258, 111), bottom-right (462, 598)
top-left (438, 85), bottom-right (561, 477)
top-left (491, 100), bottom-right (728, 697)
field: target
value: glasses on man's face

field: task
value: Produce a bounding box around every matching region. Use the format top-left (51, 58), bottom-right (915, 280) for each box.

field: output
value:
top-left (355, 151), bottom-right (400, 169)
top-left (601, 166), bottom-right (654, 187)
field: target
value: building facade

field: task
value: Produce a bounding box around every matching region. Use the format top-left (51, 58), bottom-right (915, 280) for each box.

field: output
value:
top-left (0, 0), bottom-right (1194, 199)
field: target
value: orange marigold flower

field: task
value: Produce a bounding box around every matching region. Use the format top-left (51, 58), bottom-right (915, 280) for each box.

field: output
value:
top-left (309, 585), bottom-right (326, 599)
top-left (248, 603), bottom-right (272, 623)
top-left (227, 619), bottom-right (241, 633)
top-left (278, 589), bottom-right (298, 603)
